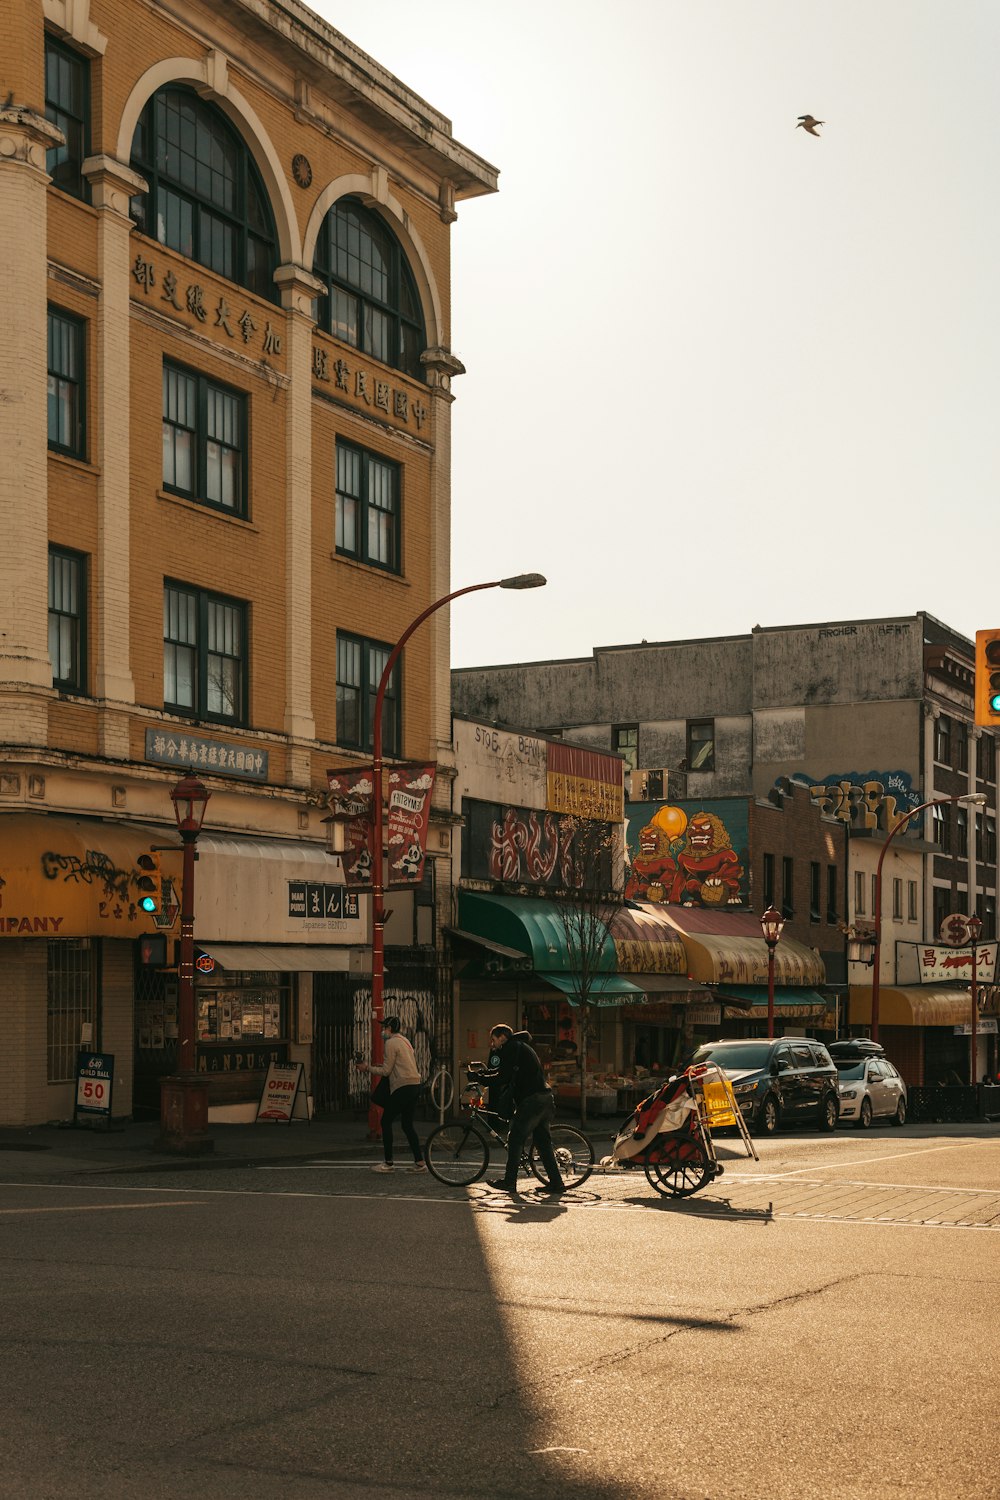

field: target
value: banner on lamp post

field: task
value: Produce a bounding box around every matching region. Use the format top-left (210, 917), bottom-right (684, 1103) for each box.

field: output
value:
top-left (387, 764), bottom-right (437, 885)
top-left (326, 768), bottom-right (375, 888)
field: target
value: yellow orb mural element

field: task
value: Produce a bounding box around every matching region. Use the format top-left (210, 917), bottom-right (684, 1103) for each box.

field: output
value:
top-left (651, 805), bottom-right (687, 841)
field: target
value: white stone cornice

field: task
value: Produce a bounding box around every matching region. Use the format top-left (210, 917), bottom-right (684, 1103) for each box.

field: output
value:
top-left (420, 347), bottom-right (465, 394)
top-left (0, 108), bottom-right (63, 172)
top-left (43, 0), bottom-right (108, 55)
top-left (82, 154), bottom-right (148, 215)
top-left (274, 262), bottom-right (324, 317)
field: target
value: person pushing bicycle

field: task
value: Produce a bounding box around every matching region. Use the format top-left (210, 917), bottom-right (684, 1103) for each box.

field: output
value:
top-left (478, 1025), bottom-right (567, 1197)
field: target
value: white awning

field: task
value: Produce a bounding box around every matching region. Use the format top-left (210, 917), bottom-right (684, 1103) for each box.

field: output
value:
top-left (198, 943), bottom-right (363, 972)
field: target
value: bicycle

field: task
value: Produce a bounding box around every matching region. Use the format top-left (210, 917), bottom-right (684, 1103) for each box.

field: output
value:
top-left (423, 1075), bottom-right (595, 1189)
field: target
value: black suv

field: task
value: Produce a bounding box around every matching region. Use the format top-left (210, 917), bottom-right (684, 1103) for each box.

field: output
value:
top-left (691, 1038), bottom-right (840, 1134)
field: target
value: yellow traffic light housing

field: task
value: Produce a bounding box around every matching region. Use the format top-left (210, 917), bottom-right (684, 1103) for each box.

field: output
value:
top-left (975, 630), bottom-right (1000, 727)
top-left (135, 850), bottom-right (162, 913)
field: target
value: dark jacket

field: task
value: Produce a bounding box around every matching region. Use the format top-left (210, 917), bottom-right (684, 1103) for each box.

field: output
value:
top-left (480, 1030), bottom-right (548, 1109)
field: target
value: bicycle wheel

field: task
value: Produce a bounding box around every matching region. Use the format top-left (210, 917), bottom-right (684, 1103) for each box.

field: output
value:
top-left (529, 1125), bottom-right (594, 1189)
top-left (424, 1122), bottom-right (489, 1186)
top-left (644, 1135), bottom-right (712, 1198)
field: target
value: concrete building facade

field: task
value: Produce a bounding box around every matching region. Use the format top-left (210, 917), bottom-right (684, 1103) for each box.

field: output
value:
top-left (1, 0), bottom-right (495, 1125)
top-left (453, 613), bottom-right (1000, 1085)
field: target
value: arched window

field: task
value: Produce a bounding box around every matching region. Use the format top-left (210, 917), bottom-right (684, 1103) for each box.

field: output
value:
top-left (313, 198), bottom-right (425, 381)
top-left (130, 86), bottom-right (278, 304)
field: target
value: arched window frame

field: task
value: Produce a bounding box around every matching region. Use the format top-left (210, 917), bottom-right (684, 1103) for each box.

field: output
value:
top-left (129, 85), bottom-right (278, 305)
top-left (313, 197), bottom-right (426, 381)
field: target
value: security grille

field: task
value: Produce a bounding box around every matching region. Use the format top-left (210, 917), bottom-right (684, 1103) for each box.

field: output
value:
top-left (47, 939), bottom-right (97, 1082)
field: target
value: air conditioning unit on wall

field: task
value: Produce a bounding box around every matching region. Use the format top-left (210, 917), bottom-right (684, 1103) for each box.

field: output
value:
top-left (627, 768), bottom-right (671, 800)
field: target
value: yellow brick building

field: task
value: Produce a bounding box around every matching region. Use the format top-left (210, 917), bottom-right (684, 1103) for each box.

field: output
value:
top-left (0, 0), bottom-right (496, 1126)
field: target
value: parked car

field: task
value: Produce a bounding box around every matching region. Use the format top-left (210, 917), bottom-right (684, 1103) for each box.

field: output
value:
top-left (690, 1038), bottom-right (840, 1134)
top-left (829, 1044), bottom-right (908, 1128)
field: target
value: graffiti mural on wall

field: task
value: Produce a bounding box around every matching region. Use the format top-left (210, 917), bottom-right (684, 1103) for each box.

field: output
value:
top-left (778, 770), bottom-right (921, 830)
top-left (462, 799), bottom-right (612, 890)
top-left (624, 802), bottom-right (749, 907)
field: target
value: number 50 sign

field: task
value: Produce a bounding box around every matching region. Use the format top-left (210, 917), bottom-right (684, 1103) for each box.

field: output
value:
top-left (75, 1053), bottom-right (114, 1122)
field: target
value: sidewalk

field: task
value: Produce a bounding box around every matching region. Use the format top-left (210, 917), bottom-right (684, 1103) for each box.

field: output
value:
top-left (0, 1113), bottom-right (616, 1181)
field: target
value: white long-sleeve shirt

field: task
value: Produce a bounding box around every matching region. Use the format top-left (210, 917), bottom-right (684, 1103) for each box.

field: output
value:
top-left (370, 1032), bottom-right (421, 1092)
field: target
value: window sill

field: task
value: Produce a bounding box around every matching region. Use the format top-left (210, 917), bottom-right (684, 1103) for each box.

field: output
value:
top-left (158, 490), bottom-right (258, 532)
top-left (330, 552), bottom-right (411, 586)
top-left (48, 450), bottom-right (97, 476)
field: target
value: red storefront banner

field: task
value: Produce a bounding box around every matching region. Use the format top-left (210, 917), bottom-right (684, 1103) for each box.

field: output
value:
top-left (326, 767), bottom-right (375, 887)
top-left (387, 764), bottom-right (437, 885)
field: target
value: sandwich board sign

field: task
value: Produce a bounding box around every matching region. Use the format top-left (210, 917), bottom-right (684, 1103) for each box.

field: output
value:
top-left (255, 1060), bottom-right (308, 1124)
top-left (75, 1052), bottom-right (114, 1123)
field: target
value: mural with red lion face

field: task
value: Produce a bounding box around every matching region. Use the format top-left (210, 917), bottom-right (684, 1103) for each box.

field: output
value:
top-left (624, 801), bottom-right (748, 907)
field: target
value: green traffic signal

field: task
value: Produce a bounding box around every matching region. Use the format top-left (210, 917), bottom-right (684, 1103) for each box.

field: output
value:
top-left (136, 852), bottom-right (161, 913)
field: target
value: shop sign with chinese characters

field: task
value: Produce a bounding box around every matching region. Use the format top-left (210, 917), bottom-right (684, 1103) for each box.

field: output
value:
top-left (145, 728), bottom-right (268, 781)
top-left (917, 943), bottom-right (998, 984)
top-left (311, 343), bottom-right (428, 434)
top-left (131, 253), bottom-right (284, 361)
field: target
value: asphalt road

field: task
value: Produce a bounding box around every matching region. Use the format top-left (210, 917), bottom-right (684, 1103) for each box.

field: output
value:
top-left (2, 1124), bottom-right (998, 1500)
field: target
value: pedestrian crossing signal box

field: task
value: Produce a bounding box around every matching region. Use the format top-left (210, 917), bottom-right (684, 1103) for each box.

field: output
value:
top-left (975, 630), bottom-right (1000, 727)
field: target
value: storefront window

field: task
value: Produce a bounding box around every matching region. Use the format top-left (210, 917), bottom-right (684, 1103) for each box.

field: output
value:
top-left (47, 938), bottom-right (96, 1083)
top-left (194, 969), bottom-right (291, 1072)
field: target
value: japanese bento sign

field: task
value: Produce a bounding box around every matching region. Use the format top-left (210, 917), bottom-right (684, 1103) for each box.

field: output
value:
top-left (918, 944), bottom-right (997, 984)
top-left (326, 764), bottom-right (436, 887)
top-left (75, 1052), bottom-right (114, 1120)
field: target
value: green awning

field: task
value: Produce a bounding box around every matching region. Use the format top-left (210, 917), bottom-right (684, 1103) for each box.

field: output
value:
top-left (457, 891), bottom-right (617, 972)
top-left (714, 985), bottom-right (829, 1017)
top-left (536, 972), bottom-right (646, 1006)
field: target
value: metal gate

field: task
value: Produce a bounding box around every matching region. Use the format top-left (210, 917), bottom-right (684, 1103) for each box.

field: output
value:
top-left (313, 948), bottom-right (451, 1116)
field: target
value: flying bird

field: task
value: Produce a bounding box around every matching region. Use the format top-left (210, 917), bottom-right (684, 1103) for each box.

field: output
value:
top-left (796, 114), bottom-right (824, 136)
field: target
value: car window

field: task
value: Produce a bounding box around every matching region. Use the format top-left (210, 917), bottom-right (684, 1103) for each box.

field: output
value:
top-left (791, 1044), bottom-right (814, 1068)
top-left (883, 1061), bottom-right (900, 1079)
top-left (867, 1060), bottom-right (885, 1079)
top-left (693, 1042), bottom-right (772, 1070)
top-left (810, 1046), bottom-right (833, 1068)
top-left (837, 1061), bottom-right (866, 1080)
top-left (774, 1046), bottom-right (793, 1071)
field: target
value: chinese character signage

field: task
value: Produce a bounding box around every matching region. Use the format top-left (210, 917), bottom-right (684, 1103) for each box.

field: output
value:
top-left (145, 728), bottom-right (268, 781)
top-left (917, 944), bottom-right (997, 984)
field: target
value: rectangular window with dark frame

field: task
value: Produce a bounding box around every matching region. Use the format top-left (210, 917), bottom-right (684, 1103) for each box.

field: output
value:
top-left (163, 581), bottom-right (247, 724)
top-left (335, 441), bottom-right (400, 572)
top-left (854, 870), bottom-right (865, 916)
top-left (613, 724), bottom-right (639, 775)
top-left (163, 362), bottom-right (247, 517)
top-left (935, 715), bottom-right (951, 765)
top-left (48, 307), bottom-right (85, 458)
top-left (957, 806), bottom-right (968, 857)
top-left (892, 878), bottom-right (903, 920)
top-left (986, 815), bottom-right (997, 864)
top-left (932, 885), bottom-right (951, 938)
top-left (809, 862), bottom-right (821, 922)
top-left (48, 546), bottom-right (86, 693)
top-left (908, 880), bottom-right (918, 921)
top-left (45, 34), bottom-right (90, 201)
top-left (826, 865), bottom-right (838, 925)
top-left (954, 721), bottom-right (968, 772)
top-left (687, 719), bottom-right (715, 771)
top-left (336, 632), bottom-right (400, 756)
top-left (762, 852), bottom-right (774, 908)
top-left (977, 734), bottom-right (996, 784)
top-left (781, 856), bottom-right (794, 919)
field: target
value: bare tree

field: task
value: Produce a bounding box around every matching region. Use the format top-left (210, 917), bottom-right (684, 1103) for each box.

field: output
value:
top-left (542, 817), bottom-right (625, 1127)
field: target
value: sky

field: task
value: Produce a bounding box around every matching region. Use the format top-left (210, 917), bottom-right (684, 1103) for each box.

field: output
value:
top-left (315, 0), bottom-right (1000, 667)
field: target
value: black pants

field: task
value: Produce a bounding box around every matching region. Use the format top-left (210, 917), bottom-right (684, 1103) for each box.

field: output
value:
top-left (504, 1089), bottom-right (564, 1188)
top-left (381, 1083), bottom-right (422, 1163)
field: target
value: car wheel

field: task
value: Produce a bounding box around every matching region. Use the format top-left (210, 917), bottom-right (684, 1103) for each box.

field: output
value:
top-left (857, 1097), bottom-right (873, 1130)
top-left (892, 1098), bottom-right (907, 1127)
top-left (756, 1095), bottom-right (779, 1135)
top-left (819, 1092), bottom-right (839, 1132)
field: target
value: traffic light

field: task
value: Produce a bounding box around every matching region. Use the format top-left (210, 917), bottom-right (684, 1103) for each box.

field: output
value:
top-left (135, 851), bottom-right (162, 913)
top-left (975, 630), bottom-right (1000, 726)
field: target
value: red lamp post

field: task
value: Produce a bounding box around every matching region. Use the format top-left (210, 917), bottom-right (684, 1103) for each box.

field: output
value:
top-left (968, 913), bottom-right (983, 1086)
top-left (158, 770), bottom-right (213, 1153)
top-left (365, 573), bottom-right (545, 1134)
top-left (760, 906), bottom-right (785, 1040)
top-left (869, 792), bottom-right (986, 1045)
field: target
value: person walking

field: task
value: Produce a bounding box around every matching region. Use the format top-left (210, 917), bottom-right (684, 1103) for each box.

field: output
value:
top-left (359, 1016), bottom-right (426, 1174)
top-left (479, 1024), bottom-right (566, 1197)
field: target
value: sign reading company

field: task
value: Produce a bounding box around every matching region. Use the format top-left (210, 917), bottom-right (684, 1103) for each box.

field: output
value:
top-left (918, 944), bottom-right (998, 984)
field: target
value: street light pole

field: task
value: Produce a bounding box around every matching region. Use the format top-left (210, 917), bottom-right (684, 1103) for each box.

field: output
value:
top-left (366, 573), bottom-right (545, 1133)
top-left (968, 913), bottom-right (983, 1086)
top-left (159, 770), bottom-right (212, 1154)
top-left (870, 791), bottom-right (986, 1045)
top-left (760, 907), bottom-right (785, 1040)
